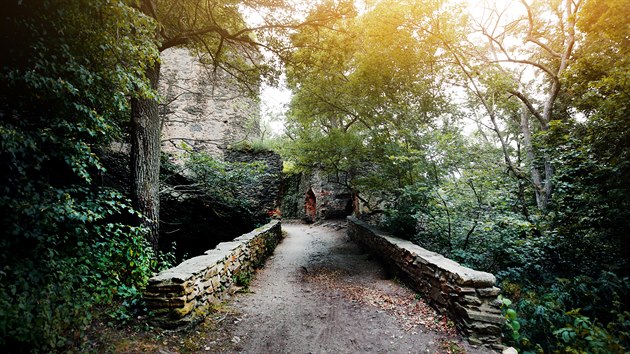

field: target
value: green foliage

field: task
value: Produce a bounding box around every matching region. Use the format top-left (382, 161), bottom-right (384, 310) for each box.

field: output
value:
top-left (182, 151), bottom-right (266, 213)
top-left (554, 311), bottom-right (628, 354)
top-left (502, 273), bottom-right (630, 353)
top-left (279, 1), bottom-right (630, 353)
top-left (155, 0), bottom-right (276, 89)
top-left (280, 172), bottom-right (301, 218)
top-left (281, 0), bottom-right (452, 187)
top-left (538, 120), bottom-right (629, 276)
top-left (0, 0), bottom-right (159, 350)
top-left (233, 270), bottom-right (254, 288)
top-left (499, 296), bottom-right (524, 344)
top-left (110, 284), bottom-right (148, 325)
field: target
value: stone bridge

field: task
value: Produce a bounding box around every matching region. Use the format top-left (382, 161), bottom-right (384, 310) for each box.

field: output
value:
top-left (145, 218), bottom-right (503, 351)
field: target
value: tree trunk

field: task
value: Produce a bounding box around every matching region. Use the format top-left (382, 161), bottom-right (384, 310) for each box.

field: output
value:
top-left (131, 62), bottom-right (161, 252)
top-left (520, 103), bottom-right (552, 210)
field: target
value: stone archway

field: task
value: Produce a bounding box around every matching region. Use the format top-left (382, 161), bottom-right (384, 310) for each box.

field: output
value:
top-left (304, 188), bottom-right (317, 223)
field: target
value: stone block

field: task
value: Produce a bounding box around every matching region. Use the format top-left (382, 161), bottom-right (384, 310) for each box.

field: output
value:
top-left (451, 270), bottom-right (496, 287)
top-left (453, 302), bottom-right (469, 317)
top-left (149, 306), bottom-right (170, 317)
top-left (469, 322), bottom-right (502, 335)
top-left (407, 266), bottom-right (424, 278)
top-left (422, 266), bottom-right (437, 277)
top-left (412, 257), bottom-right (429, 266)
top-left (186, 290), bottom-right (198, 302)
top-left (440, 282), bottom-right (455, 294)
top-left (472, 334), bottom-right (502, 344)
top-left (148, 275), bottom-right (192, 286)
top-left (454, 286), bottom-right (477, 294)
top-left (145, 296), bottom-right (187, 309)
top-left (429, 287), bottom-right (447, 305)
top-left (171, 300), bottom-right (196, 318)
top-left (487, 298), bottom-right (502, 309)
top-left (143, 290), bottom-right (183, 300)
top-left (203, 265), bottom-right (220, 280)
top-left (477, 287), bottom-right (501, 297)
top-left (479, 302), bottom-right (502, 314)
top-left (463, 295), bottom-right (482, 306)
top-left (465, 309), bottom-right (505, 325)
top-left (468, 337), bottom-right (483, 346)
top-left (228, 259), bottom-right (240, 272)
top-left (200, 277), bottom-right (213, 290)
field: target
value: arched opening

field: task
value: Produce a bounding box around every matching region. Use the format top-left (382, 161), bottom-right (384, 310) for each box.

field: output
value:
top-left (304, 188), bottom-right (317, 223)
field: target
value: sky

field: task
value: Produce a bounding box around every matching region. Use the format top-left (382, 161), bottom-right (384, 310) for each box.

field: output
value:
top-left (260, 81), bottom-right (291, 136)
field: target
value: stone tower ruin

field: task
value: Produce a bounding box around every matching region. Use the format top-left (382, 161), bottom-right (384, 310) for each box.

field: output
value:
top-left (159, 47), bottom-right (261, 157)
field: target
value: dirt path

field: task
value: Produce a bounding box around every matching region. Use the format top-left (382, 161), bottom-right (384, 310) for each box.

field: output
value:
top-left (206, 221), bottom-right (489, 354)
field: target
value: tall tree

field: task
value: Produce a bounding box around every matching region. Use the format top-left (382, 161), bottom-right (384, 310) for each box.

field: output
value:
top-left (456, 0), bottom-right (582, 210)
top-left (418, 0), bottom-right (583, 212)
top-left (283, 0), bottom-right (450, 194)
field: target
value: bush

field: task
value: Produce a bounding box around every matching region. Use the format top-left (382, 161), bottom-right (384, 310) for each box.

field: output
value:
top-left (0, 0), bottom-right (158, 350)
top-left (0, 188), bottom-right (155, 350)
top-left (183, 151), bottom-right (266, 213)
top-left (502, 272), bottom-right (630, 353)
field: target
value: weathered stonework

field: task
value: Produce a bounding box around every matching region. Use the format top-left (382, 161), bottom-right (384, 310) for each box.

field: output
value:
top-left (297, 170), bottom-right (353, 222)
top-left (225, 149), bottom-right (283, 217)
top-left (144, 220), bottom-right (282, 328)
top-left (347, 216), bottom-right (503, 348)
top-left (159, 47), bottom-right (260, 158)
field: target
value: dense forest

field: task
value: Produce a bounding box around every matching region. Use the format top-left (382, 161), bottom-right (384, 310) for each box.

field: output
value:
top-left (1, 0), bottom-right (628, 352)
top-left (279, 0), bottom-right (629, 352)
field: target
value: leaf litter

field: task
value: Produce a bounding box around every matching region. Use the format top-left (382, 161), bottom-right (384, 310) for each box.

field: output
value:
top-left (302, 266), bottom-right (459, 336)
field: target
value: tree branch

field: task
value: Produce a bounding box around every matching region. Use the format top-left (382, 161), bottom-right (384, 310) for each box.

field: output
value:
top-left (507, 89), bottom-right (547, 128)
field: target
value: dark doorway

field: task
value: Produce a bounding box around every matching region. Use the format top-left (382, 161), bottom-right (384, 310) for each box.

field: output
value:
top-left (304, 188), bottom-right (317, 223)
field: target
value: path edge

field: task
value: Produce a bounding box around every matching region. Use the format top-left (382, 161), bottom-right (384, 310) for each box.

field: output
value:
top-left (347, 216), bottom-right (505, 351)
top-left (143, 220), bottom-right (282, 329)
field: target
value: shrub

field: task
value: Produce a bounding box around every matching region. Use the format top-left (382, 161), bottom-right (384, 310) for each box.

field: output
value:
top-left (0, 0), bottom-right (157, 350)
top-left (504, 273), bottom-right (630, 353)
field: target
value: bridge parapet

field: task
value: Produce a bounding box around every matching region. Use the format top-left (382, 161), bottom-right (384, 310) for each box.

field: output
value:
top-left (347, 216), bottom-right (503, 349)
top-left (144, 220), bottom-right (282, 328)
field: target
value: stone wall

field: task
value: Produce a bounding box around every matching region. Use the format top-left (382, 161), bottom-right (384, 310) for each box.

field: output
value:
top-left (144, 220), bottom-right (282, 328)
top-left (347, 217), bottom-right (503, 349)
top-left (159, 47), bottom-right (260, 158)
top-left (225, 149), bottom-right (283, 218)
top-left (279, 173), bottom-right (302, 218)
top-left (297, 170), bottom-right (353, 222)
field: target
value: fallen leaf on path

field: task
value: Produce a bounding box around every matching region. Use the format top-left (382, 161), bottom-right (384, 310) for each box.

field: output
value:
top-left (303, 267), bottom-right (457, 336)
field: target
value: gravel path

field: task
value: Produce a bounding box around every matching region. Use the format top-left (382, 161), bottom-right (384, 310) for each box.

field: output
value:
top-left (210, 221), bottom-right (490, 354)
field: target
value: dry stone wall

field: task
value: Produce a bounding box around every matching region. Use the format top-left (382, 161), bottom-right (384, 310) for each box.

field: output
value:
top-left (347, 217), bottom-right (504, 349)
top-left (144, 220), bottom-right (282, 328)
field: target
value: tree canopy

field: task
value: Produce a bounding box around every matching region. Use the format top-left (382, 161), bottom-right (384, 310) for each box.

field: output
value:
top-left (280, 0), bottom-right (630, 351)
